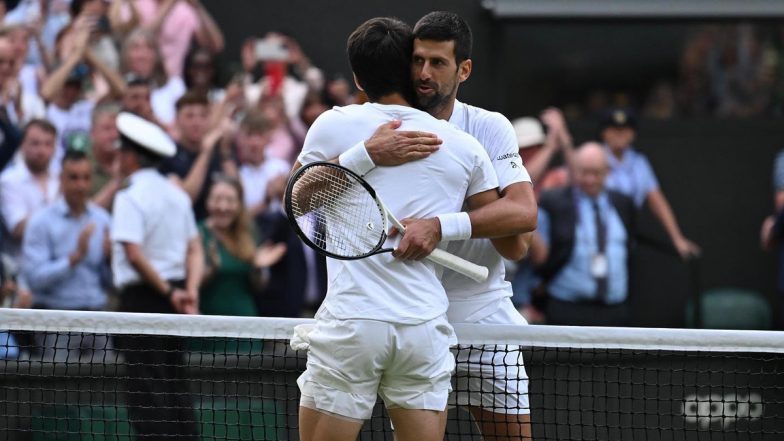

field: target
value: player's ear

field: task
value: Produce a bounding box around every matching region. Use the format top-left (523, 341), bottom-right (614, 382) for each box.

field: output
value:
top-left (352, 73), bottom-right (364, 92)
top-left (457, 58), bottom-right (472, 84)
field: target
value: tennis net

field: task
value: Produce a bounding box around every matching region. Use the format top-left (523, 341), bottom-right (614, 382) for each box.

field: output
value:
top-left (0, 308), bottom-right (782, 440)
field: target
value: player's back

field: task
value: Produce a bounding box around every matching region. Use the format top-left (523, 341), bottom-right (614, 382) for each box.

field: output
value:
top-left (298, 102), bottom-right (497, 325)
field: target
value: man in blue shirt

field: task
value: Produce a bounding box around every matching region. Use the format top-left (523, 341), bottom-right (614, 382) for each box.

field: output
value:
top-left (22, 149), bottom-right (112, 359)
top-left (531, 143), bottom-right (636, 326)
top-left (600, 107), bottom-right (699, 259)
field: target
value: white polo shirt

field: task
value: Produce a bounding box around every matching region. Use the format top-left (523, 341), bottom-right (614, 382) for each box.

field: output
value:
top-left (111, 168), bottom-right (198, 287)
top-left (442, 100), bottom-right (532, 315)
top-left (298, 103), bottom-right (498, 325)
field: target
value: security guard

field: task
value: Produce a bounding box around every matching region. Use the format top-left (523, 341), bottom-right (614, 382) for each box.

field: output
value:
top-left (111, 112), bottom-right (203, 439)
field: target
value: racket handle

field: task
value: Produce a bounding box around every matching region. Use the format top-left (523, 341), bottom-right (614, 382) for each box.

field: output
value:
top-left (426, 248), bottom-right (489, 283)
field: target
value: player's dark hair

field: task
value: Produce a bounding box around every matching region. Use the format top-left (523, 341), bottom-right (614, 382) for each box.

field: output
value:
top-left (413, 11), bottom-right (472, 65)
top-left (347, 17), bottom-right (415, 104)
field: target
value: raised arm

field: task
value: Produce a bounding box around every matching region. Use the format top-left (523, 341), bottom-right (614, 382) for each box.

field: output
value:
top-left (187, 0), bottom-right (225, 53)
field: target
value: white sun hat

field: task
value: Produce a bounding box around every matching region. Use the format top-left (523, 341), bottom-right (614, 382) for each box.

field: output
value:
top-left (511, 117), bottom-right (545, 149)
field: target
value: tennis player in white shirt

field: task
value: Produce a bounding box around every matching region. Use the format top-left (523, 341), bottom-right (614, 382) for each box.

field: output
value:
top-left (346, 11), bottom-right (538, 441)
top-left (290, 17), bottom-right (507, 441)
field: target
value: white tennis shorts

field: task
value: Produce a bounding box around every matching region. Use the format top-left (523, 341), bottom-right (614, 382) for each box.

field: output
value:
top-left (296, 310), bottom-right (456, 420)
top-left (449, 298), bottom-right (530, 415)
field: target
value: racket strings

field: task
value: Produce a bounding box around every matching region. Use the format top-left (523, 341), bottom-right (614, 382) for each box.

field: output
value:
top-left (289, 165), bottom-right (385, 257)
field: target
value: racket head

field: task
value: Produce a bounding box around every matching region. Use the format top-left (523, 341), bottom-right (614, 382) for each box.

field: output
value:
top-left (285, 161), bottom-right (389, 260)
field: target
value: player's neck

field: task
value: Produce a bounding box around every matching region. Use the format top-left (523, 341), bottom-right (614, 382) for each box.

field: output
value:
top-left (429, 99), bottom-right (456, 121)
top-left (375, 93), bottom-right (411, 107)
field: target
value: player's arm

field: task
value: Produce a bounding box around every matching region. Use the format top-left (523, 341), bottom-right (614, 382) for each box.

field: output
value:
top-left (465, 181), bottom-right (536, 260)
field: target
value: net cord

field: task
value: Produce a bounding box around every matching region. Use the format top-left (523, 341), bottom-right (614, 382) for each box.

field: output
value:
top-left (1, 308), bottom-right (783, 353)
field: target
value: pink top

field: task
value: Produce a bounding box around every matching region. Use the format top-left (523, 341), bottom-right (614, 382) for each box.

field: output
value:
top-left (133, 0), bottom-right (200, 78)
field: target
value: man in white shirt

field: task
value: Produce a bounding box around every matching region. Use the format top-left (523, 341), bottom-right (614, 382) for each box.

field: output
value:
top-left (237, 112), bottom-right (290, 217)
top-left (351, 11), bottom-right (537, 440)
top-left (1, 119), bottom-right (60, 247)
top-left (291, 17), bottom-right (502, 441)
top-left (111, 112), bottom-right (202, 440)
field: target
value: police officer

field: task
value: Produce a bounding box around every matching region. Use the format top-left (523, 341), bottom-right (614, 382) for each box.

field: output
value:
top-left (111, 112), bottom-right (202, 439)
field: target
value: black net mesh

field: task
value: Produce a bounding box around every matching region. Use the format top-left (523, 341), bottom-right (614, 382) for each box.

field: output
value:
top-left (1, 316), bottom-right (783, 440)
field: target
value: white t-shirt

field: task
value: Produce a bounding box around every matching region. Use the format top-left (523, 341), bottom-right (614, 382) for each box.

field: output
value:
top-left (441, 100), bottom-right (532, 317)
top-left (111, 168), bottom-right (198, 287)
top-left (298, 103), bottom-right (498, 325)
top-left (239, 157), bottom-right (291, 208)
top-left (46, 100), bottom-right (96, 151)
top-left (152, 77), bottom-right (187, 126)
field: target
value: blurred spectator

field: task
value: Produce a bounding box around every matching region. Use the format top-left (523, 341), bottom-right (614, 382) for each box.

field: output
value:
top-left (322, 75), bottom-right (354, 107)
top-left (707, 24), bottom-right (773, 118)
top-left (643, 81), bottom-right (677, 120)
top-left (256, 93), bottom-right (303, 162)
top-left (119, 28), bottom-right (184, 125)
top-left (196, 176), bottom-right (285, 353)
top-left (299, 92), bottom-right (328, 128)
top-left (61, 0), bottom-right (120, 73)
top-left (509, 109), bottom-right (572, 323)
top-left (113, 0), bottom-right (224, 78)
top-left (120, 73), bottom-right (158, 123)
top-left (111, 112), bottom-right (201, 439)
top-left (514, 109), bottom-right (573, 195)
top-left (41, 19), bottom-right (125, 155)
top-left (0, 119), bottom-right (58, 315)
top-left (4, 0), bottom-right (69, 70)
top-left (183, 46), bottom-right (224, 104)
top-left (22, 150), bottom-right (111, 360)
top-left (761, 148), bottom-right (784, 327)
top-left (23, 149), bottom-right (110, 310)
top-left (88, 102), bottom-right (121, 209)
top-left (531, 143), bottom-right (636, 326)
top-left (160, 91), bottom-right (235, 220)
top-left (600, 107), bottom-right (700, 259)
top-left (3, 22), bottom-right (49, 102)
top-left (0, 31), bottom-right (44, 125)
top-left (240, 33), bottom-right (314, 122)
top-left (237, 112), bottom-right (289, 217)
top-left (0, 119), bottom-right (59, 246)
top-left (199, 176), bottom-right (285, 318)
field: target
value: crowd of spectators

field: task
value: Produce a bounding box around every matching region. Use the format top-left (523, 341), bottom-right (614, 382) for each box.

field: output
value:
top-left (0, 2), bottom-right (778, 362)
top-left (0, 0), bottom-right (358, 360)
top-left (562, 23), bottom-right (784, 120)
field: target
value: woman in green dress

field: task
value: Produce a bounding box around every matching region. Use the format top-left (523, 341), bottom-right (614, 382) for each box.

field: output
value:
top-left (196, 176), bottom-right (286, 353)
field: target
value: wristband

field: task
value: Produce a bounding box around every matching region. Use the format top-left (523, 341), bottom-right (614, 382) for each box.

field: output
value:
top-left (436, 212), bottom-right (472, 242)
top-left (338, 141), bottom-right (376, 176)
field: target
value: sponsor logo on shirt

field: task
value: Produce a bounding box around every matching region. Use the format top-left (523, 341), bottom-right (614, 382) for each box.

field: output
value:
top-left (496, 152), bottom-right (520, 161)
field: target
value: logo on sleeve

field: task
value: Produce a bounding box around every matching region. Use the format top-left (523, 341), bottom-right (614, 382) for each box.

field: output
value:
top-left (496, 152), bottom-right (520, 161)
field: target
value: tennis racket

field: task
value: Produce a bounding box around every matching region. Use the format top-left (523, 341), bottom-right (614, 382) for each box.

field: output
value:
top-left (284, 161), bottom-right (489, 282)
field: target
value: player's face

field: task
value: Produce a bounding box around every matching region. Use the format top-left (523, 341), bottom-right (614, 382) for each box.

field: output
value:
top-left (412, 39), bottom-right (471, 113)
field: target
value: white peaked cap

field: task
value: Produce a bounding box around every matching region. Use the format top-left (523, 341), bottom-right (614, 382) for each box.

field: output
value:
top-left (116, 112), bottom-right (177, 158)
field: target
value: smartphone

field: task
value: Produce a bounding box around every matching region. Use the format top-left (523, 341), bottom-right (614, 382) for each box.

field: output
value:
top-left (254, 38), bottom-right (289, 62)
